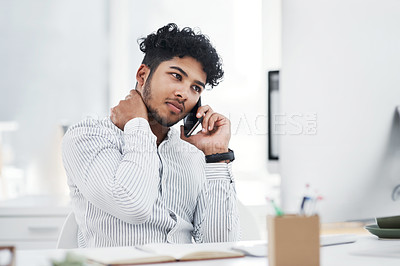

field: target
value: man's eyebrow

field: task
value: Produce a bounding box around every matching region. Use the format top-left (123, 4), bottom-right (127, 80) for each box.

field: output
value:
top-left (170, 66), bottom-right (205, 89)
top-left (194, 80), bottom-right (206, 89)
top-left (170, 66), bottom-right (188, 77)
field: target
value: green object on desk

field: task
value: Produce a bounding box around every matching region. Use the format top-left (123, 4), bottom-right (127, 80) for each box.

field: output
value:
top-left (376, 215), bottom-right (400, 229)
top-left (52, 252), bottom-right (85, 266)
top-left (270, 199), bottom-right (284, 216)
top-left (365, 224), bottom-right (400, 239)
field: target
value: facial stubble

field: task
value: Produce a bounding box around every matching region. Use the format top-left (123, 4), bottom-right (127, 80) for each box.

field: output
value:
top-left (142, 79), bottom-right (181, 128)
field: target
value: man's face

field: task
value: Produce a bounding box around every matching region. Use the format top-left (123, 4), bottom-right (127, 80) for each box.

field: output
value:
top-left (140, 56), bottom-right (207, 127)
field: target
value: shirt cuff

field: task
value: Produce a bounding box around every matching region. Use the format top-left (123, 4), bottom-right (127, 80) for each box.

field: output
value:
top-left (124, 117), bottom-right (152, 132)
top-left (123, 118), bottom-right (157, 152)
top-left (205, 162), bottom-right (234, 181)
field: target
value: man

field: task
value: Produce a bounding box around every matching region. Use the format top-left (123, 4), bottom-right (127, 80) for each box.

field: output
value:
top-left (62, 23), bottom-right (239, 248)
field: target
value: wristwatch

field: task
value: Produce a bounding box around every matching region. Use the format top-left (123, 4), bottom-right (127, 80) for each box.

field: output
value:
top-left (205, 149), bottom-right (235, 163)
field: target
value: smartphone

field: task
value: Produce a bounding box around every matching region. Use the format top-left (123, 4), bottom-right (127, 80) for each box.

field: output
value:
top-left (183, 98), bottom-right (203, 137)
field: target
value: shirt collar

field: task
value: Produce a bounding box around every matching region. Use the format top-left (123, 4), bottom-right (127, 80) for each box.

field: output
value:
top-left (165, 126), bottom-right (179, 142)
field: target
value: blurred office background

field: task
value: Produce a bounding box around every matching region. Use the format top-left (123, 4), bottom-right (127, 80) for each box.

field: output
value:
top-left (0, 0), bottom-right (279, 214)
top-left (2, 0), bottom-right (400, 250)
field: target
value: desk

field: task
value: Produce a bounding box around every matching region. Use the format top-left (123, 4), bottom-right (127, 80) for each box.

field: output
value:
top-left (14, 236), bottom-right (400, 266)
top-left (0, 195), bottom-right (71, 249)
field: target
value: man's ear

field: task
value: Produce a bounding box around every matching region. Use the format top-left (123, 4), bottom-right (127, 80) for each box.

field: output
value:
top-left (136, 64), bottom-right (150, 90)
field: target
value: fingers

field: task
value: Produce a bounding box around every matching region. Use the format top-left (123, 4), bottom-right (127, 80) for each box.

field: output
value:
top-left (110, 89), bottom-right (148, 130)
top-left (110, 106), bottom-right (122, 129)
top-left (208, 113), bottom-right (223, 132)
top-left (125, 89), bottom-right (140, 100)
top-left (181, 105), bottom-right (231, 154)
top-left (196, 105), bottom-right (229, 133)
top-left (196, 105), bottom-right (213, 133)
top-left (132, 89), bottom-right (144, 100)
top-left (110, 107), bottom-right (115, 122)
top-left (180, 125), bottom-right (187, 140)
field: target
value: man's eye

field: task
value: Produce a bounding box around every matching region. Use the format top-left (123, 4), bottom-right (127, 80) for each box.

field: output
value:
top-left (172, 73), bottom-right (182, 80)
top-left (192, 85), bottom-right (202, 93)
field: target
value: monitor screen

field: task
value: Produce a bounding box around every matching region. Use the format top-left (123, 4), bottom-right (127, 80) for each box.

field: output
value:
top-left (280, 0), bottom-right (400, 222)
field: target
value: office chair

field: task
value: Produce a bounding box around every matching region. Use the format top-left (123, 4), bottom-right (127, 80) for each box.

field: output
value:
top-left (56, 212), bottom-right (78, 249)
top-left (56, 201), bottom-right (260, 248)
top-left (237, 200), bottom-right (262, 240)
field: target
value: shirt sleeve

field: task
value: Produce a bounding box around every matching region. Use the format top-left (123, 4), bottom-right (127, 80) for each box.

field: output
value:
top-left (192, 162), bottom-right (240, 243)
top-left (62, 117), bottom-right (160, 224)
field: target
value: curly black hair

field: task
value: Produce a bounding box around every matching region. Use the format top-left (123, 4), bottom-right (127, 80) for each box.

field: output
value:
top-left (138, 23), bottom-right (224, 88)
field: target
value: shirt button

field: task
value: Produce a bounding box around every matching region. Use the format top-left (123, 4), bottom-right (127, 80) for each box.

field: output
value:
top-left (169, 211), bottom-right (176, 220)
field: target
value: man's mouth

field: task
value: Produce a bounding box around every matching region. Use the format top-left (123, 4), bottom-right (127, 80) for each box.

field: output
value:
top-left (166, 100), bottom-right (184, 114)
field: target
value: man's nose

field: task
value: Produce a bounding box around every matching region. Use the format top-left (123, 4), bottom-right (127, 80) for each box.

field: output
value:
top-left (174, 85), bottom-right (189, 100)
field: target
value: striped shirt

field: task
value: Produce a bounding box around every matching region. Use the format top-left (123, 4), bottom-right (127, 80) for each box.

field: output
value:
top-left (62, 117), bottom-right (240, 247)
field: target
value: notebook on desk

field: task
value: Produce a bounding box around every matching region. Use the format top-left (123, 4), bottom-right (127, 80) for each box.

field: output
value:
top-left (72, 234), bottom-right (357, 265)
top-left (73, 242), bottom-right (245, 266)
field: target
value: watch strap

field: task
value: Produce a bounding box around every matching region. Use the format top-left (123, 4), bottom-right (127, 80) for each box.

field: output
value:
top-left (205, 149), bottom-right (235, 163)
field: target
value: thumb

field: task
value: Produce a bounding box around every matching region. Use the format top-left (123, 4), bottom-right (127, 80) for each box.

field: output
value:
top-left (180, 125), bottom-right (187, 140)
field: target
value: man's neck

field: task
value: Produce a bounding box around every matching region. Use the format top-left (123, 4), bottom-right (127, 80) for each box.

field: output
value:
top-left (148, 117), bottom-right (169, 146)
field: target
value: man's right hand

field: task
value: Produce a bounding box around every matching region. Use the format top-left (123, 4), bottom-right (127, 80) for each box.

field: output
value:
top-left (110, 89), bottom-right (148, 130)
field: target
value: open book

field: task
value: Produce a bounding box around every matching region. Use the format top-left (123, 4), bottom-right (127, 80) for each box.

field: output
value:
top-left (74, 242), bottom-right (245, 265)
top-left (72, 236), bottom-right (355, 265)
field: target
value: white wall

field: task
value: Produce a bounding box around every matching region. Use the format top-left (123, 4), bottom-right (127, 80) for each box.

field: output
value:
top-left (280, 0), bottom-right (400, 222)
top-left (0, 0), bottom-right (109, 196)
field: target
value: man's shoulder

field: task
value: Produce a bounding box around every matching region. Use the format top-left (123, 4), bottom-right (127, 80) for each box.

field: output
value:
top-left (64, 117), bottom-right (121, 143)
top-left (67, 116), bottom-right (116, 133)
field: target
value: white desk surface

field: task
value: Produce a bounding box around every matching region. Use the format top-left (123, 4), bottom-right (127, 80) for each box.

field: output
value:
top-left (15, 235), bottom-right (400, 266)
top-left (0, 195), bottom-right (71, 216)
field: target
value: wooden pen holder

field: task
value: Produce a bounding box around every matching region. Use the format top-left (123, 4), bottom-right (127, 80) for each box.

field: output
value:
top-left (267, 214), bottom-right (320, 266)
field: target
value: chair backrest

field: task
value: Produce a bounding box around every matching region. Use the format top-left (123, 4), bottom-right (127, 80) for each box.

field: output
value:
top-left (56, 203), bottom-right (260, 247)
top-left (56, 212), bottom-right (78, 249)
top-left (237, 201), bottom-right (261, 240)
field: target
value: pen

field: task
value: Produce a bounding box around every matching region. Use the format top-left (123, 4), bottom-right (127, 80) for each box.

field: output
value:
top-left (299, 183), bottom-right (311, 215)
top-left (299, 196), bottom-right (310, 215)
top-left (266, 197), bottom-right (284, 216)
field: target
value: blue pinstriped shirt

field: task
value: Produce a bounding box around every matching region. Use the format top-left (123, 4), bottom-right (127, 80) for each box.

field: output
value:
top-left (62, 117), bottom-right (240, 247)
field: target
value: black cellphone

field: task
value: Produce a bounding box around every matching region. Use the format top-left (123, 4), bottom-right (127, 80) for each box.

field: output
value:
top-left (183, 98), bottom-right (203, 137)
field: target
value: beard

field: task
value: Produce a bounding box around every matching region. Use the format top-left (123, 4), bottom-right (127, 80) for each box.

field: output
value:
top-left (142, 79), bottom-right (181, 128)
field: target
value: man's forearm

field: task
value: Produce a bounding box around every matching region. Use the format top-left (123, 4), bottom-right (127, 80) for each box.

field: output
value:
top-left (63, 117), bottom-right (160, 224)
top-left (193, 163), bottom-right (240, 243)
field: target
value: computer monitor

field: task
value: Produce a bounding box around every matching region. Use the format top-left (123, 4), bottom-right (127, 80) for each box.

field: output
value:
top-left (279, 0), bottom-right (400, 222)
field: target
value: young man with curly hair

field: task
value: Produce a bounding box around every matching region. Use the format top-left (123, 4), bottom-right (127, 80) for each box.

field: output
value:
top-left (62, 23), bottom-right (239, 247)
